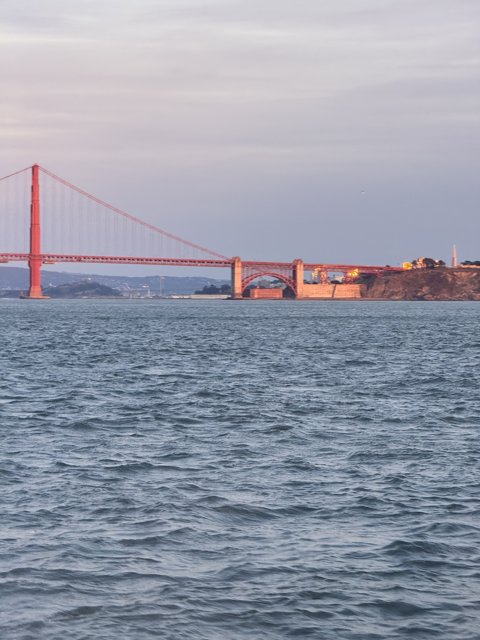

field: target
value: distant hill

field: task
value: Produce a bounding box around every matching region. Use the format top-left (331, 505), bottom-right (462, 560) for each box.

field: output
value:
top-left (43, 281), bottom-right (121, 298)
top-left (0, 266), bottom-right (229, 295)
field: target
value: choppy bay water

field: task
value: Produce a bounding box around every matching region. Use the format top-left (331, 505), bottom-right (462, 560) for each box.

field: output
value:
top-left (1, 299), bottom-right (479, 640)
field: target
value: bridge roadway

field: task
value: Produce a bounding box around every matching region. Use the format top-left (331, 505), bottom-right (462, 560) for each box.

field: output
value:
top-left (0, 252), bottom-right (404, 299)
top-left (0, 252), bottom-right (403, 273)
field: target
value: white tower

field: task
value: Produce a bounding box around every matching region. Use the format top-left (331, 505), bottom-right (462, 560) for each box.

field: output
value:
top-left (452, 244), bottom-right (458, 268)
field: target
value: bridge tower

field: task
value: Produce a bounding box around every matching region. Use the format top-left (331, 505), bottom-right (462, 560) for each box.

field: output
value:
top-left (27, 164), bottom-right (47, 298)
top-left (293, 259), bottom-right (304, 299)
top-left (231, 256), bottom-right (243, 299)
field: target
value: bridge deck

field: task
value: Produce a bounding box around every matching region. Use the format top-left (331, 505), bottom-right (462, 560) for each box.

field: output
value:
top-left (0, 253), bottom-right (403, 273)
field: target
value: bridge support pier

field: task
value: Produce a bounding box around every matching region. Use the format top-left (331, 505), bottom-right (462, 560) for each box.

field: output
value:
top-left (28, 257), bottom-right (43, 299)
top-left (293, 259), bottom-right (304, 299)
top-left (27, 164), bottom-right (47, 299)
top-left (231, 256), bottom-right (243, 299)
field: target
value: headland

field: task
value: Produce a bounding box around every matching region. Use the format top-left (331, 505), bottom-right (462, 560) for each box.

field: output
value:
top-left (362, 267), bottom-right (480, 301)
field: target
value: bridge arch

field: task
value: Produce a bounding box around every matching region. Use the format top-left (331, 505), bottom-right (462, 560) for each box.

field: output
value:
top-left (241, 271), bottom-right (296, 297)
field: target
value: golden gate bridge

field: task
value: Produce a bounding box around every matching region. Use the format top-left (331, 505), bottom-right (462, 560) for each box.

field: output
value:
top-left (0, 165), bottom-right (403, 299)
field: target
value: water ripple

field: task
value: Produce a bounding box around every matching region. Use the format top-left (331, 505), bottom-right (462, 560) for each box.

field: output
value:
top-left (1, 300), bottom-right (479, 639)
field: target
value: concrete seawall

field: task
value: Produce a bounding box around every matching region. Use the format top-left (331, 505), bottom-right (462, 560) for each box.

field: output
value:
top-left (301, 283), bottom-right (363, 299)
top-left (245, 284), bottom-right (363, 299)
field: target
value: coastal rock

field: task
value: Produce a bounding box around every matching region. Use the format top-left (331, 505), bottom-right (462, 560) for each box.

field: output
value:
top-left (363, 268), bottom-right (480, 301)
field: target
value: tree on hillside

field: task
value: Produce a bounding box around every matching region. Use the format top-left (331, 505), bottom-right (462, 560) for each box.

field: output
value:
top-left (195, 284), bottom-right (231, 294)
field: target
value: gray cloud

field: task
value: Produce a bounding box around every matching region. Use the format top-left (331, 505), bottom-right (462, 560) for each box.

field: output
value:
top-left (1, 0), bottom-right (479, 270)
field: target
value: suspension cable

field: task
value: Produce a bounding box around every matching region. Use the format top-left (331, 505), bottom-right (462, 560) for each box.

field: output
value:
top-left (39, 165), bottom-right (228, 260)
top-left (0, 166), bottom-right (31, 182)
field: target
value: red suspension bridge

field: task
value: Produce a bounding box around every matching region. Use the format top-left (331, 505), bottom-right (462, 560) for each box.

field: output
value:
top-left (0, 164), bottom-right (402, 299)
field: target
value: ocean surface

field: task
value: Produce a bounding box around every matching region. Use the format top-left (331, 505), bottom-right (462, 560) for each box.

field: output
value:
top-left (1, 299), bottom-right (479, 640)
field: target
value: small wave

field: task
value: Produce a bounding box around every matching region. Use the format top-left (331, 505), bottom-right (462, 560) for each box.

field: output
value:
top-left (118, 535), bottom-right (167, 548)
top-left (104, 461), bottom-right (155, 472)
top-left (382, 539), bottom-right (453, 557)
top-left (367, 599), bottom-right (431, 617)
top-left (55, 605), bottom-right (103, 619)
top-left (214, 503), bottom-right (278, 521)
top-left (411, 521), bottom-right (480, 536)
top-left (297, 608), bottom-right (335, 620)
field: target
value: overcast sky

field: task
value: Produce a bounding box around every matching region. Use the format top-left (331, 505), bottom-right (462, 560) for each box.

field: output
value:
top-left (1, 0), bottom-right (479, 273)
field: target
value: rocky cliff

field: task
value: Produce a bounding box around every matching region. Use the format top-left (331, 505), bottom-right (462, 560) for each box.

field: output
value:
top-left (363, 268), bottom-right (480, 301)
